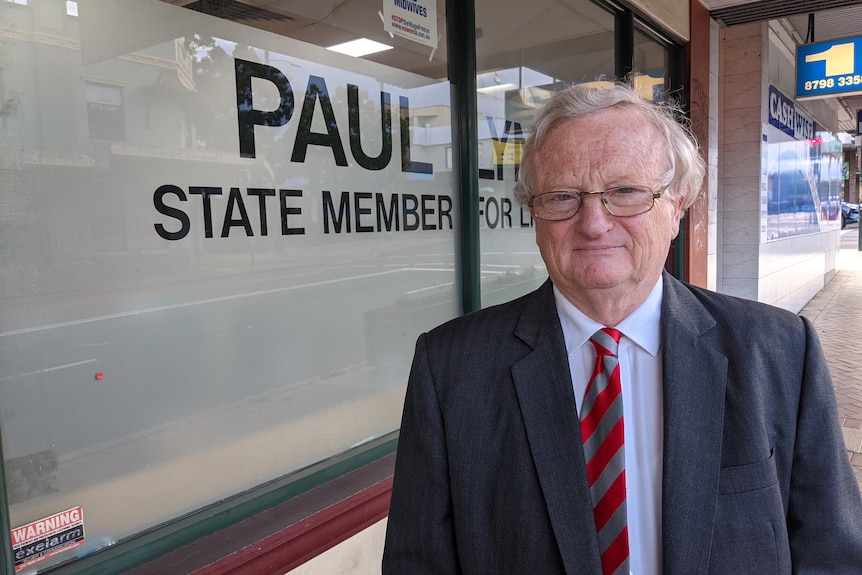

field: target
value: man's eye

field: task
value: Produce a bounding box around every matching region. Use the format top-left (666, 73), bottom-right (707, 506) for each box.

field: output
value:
top-left (550, 192), bottom-right (577, 202)
top-left (610, 187), bottom-right (638, 195)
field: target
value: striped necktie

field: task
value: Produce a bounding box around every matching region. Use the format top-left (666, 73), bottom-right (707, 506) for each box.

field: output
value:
top-left (579, 327), bottom-right (629, 575)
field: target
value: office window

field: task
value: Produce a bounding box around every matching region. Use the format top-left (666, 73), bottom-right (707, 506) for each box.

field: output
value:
top-left (474, 0), bottom-right (617, 306)
top-left (633, 26), bottom-right (672, 102)
top-left (0, 0), bottom-right (454, 571)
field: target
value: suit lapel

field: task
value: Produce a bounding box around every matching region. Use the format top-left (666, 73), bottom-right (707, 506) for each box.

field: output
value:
top-left (660, 275), bottom-right (728, 573)
top-left (512, 281), bottom-right (602, 575)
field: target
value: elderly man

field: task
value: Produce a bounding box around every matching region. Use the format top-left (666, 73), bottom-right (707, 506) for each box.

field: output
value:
top-left (382, 82), bottom-right (862, 574)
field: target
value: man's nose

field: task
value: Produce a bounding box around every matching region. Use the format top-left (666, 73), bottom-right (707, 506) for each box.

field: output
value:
top-left (577, 192), bottom-right (612, 216)
top-left (574, 193), bottom-right (613, 232)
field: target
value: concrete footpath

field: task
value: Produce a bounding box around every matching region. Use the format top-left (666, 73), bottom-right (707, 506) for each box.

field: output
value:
top-left (798, 226), bottom-right (862, 489)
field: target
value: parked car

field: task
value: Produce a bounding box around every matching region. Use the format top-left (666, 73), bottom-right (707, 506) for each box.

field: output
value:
top-left (841, 201), bottom-right (859, 228)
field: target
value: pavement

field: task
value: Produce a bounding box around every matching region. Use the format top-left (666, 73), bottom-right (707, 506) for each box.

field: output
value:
top-left (798, 225), bottom-right (862, 489)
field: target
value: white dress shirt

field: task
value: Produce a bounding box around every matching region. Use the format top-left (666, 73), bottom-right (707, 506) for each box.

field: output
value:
top-left (554, 279), bottom-right (664, 575)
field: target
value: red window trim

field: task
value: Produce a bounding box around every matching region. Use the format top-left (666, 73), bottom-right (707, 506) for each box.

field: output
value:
top-left (127, 453), bottom-right (395, 575)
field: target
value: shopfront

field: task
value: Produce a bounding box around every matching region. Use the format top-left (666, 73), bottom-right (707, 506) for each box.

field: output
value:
top-left (717, 19), bottom-right (847, 313)
top-left (0, 0), bottom-right (689, 572)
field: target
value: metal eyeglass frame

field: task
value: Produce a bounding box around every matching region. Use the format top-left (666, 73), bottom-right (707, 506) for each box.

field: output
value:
top-left (527, 185), bottom-right (667, 221)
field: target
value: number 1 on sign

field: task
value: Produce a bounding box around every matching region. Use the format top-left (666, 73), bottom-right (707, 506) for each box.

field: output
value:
top-left (805, 42), bottom-right (855, 77)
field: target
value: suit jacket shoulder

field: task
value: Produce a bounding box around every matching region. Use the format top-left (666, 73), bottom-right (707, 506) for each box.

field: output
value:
top-left (420, 279), bottom-right (562, 374)
top-left (662, 272), bottom-right (808, 340)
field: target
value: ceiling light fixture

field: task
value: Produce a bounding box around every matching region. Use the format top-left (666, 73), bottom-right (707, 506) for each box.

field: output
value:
top-left (477, 83), bottom-right (518, 94)
top-left (327, 38), bottom-right (393, 58)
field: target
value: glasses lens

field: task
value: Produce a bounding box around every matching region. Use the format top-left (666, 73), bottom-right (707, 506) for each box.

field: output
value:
top-left (531, 192), bottom-right (580, 220)
top-left (604, 187), bottom-right (655, 216)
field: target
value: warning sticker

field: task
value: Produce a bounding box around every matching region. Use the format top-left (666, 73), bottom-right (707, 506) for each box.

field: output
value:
top-left (12, 507), bottom-right (85, 571)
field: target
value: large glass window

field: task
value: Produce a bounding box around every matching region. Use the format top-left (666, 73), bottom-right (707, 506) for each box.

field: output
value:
top-left (633, 25), bottom-right (673, 102)
top-left (474, 0), bottom-right (618, 306)
top-left (0, 0), bottom-right (453, 571)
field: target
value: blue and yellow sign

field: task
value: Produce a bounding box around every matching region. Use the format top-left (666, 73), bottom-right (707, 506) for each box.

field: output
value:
top-left (797, 37), bottom-right (862, 99)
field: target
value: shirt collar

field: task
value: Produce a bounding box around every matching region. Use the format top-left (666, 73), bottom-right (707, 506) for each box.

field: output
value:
top-left (553, 277), bottom-right (663, 356)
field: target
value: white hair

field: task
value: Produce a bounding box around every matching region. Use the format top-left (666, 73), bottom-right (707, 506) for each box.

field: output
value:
top-left (512, 82), bottom-right (705, 212)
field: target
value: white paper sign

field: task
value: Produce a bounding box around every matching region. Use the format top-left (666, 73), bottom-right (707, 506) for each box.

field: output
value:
top-left (382, 0), bottom-right (438, 49)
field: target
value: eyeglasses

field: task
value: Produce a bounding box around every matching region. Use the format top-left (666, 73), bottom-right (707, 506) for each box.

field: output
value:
top-left (528, 185), bottom-right (665, 221)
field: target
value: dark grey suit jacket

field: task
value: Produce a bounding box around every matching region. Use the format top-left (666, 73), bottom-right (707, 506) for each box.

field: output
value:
top-left (382, 273), bottom-right (862, 574)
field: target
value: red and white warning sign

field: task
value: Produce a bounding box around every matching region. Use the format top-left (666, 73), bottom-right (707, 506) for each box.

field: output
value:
top-left (12, 507), bottom-right (85, 571)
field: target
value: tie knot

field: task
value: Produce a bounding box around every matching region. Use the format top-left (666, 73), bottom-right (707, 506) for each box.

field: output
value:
top-left (590, 327), bottom-right (622, 356)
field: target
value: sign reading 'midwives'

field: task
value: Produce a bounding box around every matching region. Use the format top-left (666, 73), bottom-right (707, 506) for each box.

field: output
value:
top-left (12, 507), bottom-right (85, 571)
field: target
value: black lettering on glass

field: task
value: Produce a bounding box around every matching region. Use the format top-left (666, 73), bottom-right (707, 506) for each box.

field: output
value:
top-left (153, 185), bottom-right (190, 240)
top-left (292, 76), bottom-right (348, 166)
top-left (235, 59), bottom-right (295, 159)
top-left (348, 85), bottom-right (392, 171)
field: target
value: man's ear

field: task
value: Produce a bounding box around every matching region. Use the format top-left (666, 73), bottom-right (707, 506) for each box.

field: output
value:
top-left (673, 194), bottom-right (687, 218)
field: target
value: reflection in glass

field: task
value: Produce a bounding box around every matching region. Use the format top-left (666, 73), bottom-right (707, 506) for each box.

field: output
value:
top-left (473, 0), bottom-right (618, 306)
top-left (764, 127), bottom-right (843, 240)
top-left (632, 27), bottom-right (670, 102)
top-left (0, 0), bottom-right (455, 570)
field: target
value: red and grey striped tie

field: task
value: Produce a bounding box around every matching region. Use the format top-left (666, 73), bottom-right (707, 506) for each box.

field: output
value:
top-left (579, 327), bottom-right (629, 575)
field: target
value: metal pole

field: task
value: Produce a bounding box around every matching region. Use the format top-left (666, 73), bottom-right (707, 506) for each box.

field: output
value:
top-left (447, 0), bottom-right (481, 314)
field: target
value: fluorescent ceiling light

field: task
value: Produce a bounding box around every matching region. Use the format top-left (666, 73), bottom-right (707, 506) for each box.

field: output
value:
top-left (327, 38), bottom-right (393, 57)
top-left (477, 83), bottom-right (518, 94)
